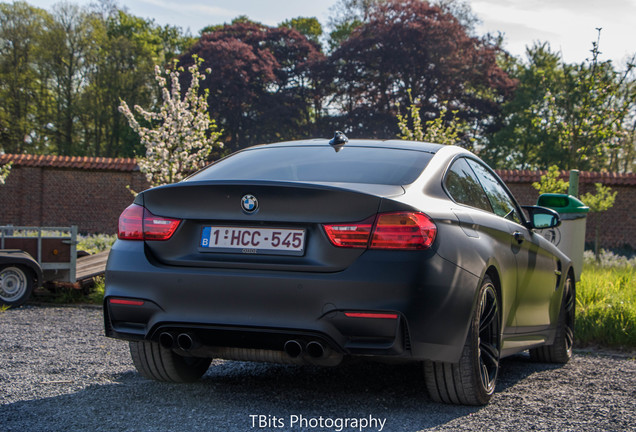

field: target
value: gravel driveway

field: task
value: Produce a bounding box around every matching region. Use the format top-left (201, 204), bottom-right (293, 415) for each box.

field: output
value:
top-left (1, 305), bottom-right (634, 432)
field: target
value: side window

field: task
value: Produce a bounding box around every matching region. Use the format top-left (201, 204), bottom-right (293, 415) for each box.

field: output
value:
top-left (445, 158), bottom-right (492, 212)
top-left (466, 159), bottom-right (523, 224)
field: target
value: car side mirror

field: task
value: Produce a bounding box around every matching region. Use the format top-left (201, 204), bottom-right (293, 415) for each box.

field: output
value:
top-left (521, 205), bottom-right (561, 230)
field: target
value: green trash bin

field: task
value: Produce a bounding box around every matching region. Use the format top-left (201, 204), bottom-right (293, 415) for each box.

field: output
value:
top-left (536, 193), bottom-right (590, 282)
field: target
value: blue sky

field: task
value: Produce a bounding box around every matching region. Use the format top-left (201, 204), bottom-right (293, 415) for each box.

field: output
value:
top-left (25, 0), bottom-right (636, 65)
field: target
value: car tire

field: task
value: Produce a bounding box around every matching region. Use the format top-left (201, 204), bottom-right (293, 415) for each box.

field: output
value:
top-left (530, 273), bottom-right (575, 364)
top-left (129, 341), bottom-right (212, 383)
top-left (424, 275), bottom-right (501, 405)
top-left (0, 265), bottom-right (35, 307)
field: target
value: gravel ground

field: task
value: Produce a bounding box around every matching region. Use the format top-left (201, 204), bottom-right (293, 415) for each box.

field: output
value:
top-left (1, 305), bottom-right (635, 432)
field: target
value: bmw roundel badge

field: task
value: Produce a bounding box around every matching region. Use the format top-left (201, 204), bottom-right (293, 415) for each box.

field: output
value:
top-left (241, 194), bottom-right (259, 213)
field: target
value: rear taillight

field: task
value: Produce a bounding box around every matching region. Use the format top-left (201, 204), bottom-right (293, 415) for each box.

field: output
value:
top-left (323, 212), bottom-right (436, 250)
top-left (370, 212), bottom-right (436, 250)
top-left (118, 204), bottom-right (181, 241)
top-left (118, 204), bottom-right (143, 240)
top-left (322, 217), bottom-right (374, 248)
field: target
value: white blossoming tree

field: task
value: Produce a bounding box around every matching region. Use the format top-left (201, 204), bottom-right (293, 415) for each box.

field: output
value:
top-left (0, 162), bottom-right (11, 185)
top-left (119, 56), bottom-right (222, 187)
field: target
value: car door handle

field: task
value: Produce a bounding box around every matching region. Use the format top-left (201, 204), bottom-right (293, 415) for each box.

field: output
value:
top-left (513, 231), bottom-right (525, 244)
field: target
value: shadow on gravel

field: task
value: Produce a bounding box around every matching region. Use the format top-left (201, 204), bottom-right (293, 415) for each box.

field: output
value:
top-left (496, 353), bottom-right (564, 392)
top-left (0, 354), bottom-right (566, 432)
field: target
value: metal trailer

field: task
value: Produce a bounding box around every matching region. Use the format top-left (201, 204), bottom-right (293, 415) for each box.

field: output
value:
top-left (0, 225), bottom-right (87, 307)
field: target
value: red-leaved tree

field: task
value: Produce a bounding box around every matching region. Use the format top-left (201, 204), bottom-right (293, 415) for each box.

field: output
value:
top-left (180, 22), bottom-right (324, 150)
top-left (323, 0), bottom-right (515, 140)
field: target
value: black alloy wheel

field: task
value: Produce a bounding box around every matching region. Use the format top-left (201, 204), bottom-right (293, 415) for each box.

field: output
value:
top-left (477, 282), bottom-right (500, 394)
top-left (424, 275), bottom-right (501, 405)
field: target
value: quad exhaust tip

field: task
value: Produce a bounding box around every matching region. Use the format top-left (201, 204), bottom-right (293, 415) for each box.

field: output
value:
top-left (306, 341), bottom-right (325, 358)
top-left (159, 332), bottom-right (175, 349)
top-left (177, 333), bottom-right (194, 351)
top-left (284, 340), bottom-right (303, 358)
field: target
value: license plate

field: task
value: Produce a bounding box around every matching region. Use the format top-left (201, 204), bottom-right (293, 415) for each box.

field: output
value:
top-left (200, 226), bottom-right (305, 255)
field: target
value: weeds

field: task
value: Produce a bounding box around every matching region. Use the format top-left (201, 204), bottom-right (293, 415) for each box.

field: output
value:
top-left (77, 234), bottom-right (116, 255)
top-left (87, 277), bottom-right (105, 304)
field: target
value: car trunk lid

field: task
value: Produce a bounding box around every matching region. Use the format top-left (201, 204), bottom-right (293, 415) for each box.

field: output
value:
top-left (140, 181), bottom-right (404, 272)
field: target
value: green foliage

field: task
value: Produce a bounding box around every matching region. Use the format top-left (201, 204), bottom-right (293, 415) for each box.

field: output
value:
top-left (396, 90), bottom-right (468, 146)
top-left (0, 161), bottom-right (11, 184)
top-left (580, 183), bottom-right (617, 213)
top-left (326, 0), bottom-right (379, 50)
top-left (280, 17), bottom-right (323, 45)
top-left (0, 1), bottom-right (193, 158)
top-left (576, 262), bottom-right (636, 348)
top-left (484, 33), bottom-right (636, 172)
top-left (77, 233), bottom-right (116, 255)
top-left (327, 19), bottom-right (363, 51)
top-left (0, 1), bottom-right (50, 154)
top-left (87, 277), bottom-right (105, 304)
top-left (531, 165), bottom-right (569, 194)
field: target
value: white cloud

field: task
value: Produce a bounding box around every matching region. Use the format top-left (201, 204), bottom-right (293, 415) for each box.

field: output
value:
top-left (471, 0), bottom-right (636, 64)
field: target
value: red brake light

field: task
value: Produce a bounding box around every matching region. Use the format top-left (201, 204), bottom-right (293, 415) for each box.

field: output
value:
top-left (143, 210), bottom-right (181, 240)
top-left (118, 204), bottom-right (181, 241)
top-left (322, 216), bottom-right (374, 248)
top-left (345, 312), bottom-right (398, 319)
top-left (323, 212), bottom-right (436, 250)
top-left (370, 212), bottom-right (436, 250)
top-left (118, 204), bottom-right (144, 240)
top-left (109, 298), bottom-right (145, 306)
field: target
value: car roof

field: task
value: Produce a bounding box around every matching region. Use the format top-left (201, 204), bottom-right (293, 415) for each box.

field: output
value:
top-left (244, 138), bottom-right (447, 154)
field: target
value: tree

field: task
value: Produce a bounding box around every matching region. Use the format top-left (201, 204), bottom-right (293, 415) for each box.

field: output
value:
top-left (279, 17), bottom-right (323, 45)
top-left (0, 1), bottom-right (194, 158)
top-left (531, 165), bottom-right (569, 195)
top-left (38, 2), bottom-right (95, 156)
top-left (182, 21), bottom-right (323, 150)
top-left (581, 183), bottom-right (617, 260)
top-left (119, 57), bottom-right (222, 186)
top-left (0, 2), bottom-right (50, 154)
top-left (80, 8), bottom-right (190, 157)
top-left (326, 0), bottom-right (379, 51)
top-left (322, 0), bottom-right (514, 140)
top-left (397, 90), bottom-right (468, 146)
top-left (484, 33), bottom-right (636, 172)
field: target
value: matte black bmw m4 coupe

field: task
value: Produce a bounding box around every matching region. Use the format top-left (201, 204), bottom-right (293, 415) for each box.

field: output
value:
top-left (104, 136), bottom-right (575, 405)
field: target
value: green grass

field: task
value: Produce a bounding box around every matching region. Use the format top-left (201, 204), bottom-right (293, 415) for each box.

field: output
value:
top-left (576, 260), bottom-right (636, 349)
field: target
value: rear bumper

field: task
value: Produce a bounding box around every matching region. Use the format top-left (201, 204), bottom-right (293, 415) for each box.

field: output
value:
top-left (104, 240), bottom-right (480, 363)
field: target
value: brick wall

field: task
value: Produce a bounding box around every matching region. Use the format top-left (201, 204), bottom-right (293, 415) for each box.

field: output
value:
top-left (1, 154), bottom-right (635, 249)
top-left (0, 155), bottom-right (149, 234)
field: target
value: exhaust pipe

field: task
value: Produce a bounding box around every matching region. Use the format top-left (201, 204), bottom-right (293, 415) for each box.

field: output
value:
top-left (284, 340), bottom-right (303, 358)
top-left (159, 332), bottom-right (175, 349)
top-left (177, 333), bottom-right (194, 351)
top-left (306, 341), bottom-right (325, 358)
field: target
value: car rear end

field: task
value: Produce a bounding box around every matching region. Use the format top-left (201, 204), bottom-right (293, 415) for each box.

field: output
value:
top-left (104, 142), bottom-right (479, 367)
